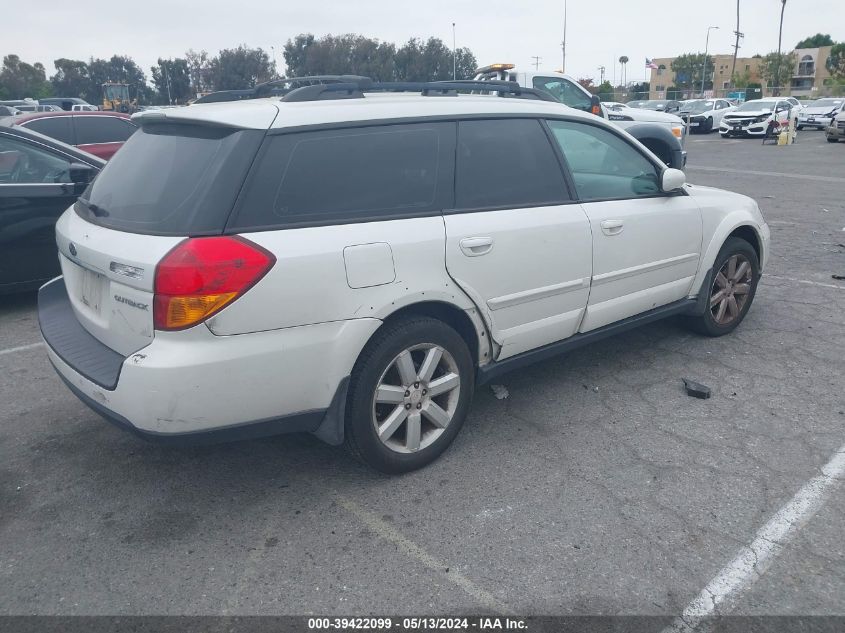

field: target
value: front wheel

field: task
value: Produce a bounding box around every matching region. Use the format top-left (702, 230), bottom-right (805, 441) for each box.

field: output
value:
top-left (828, 136), bottom-right (839, 143)
top-left (344, 317), bottom-right (474, 474)
top-left (686, 237), bottom-right (760, 337)
top-left (719, 132), bottom-right (729, 138)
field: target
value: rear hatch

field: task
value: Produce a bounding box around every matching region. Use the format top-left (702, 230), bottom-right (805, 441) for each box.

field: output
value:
top-left (55, 107), bottom-right (273, 356)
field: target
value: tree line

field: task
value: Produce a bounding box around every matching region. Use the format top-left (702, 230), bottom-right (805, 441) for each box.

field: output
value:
top-left (0, 34), bottom-right (477, 104)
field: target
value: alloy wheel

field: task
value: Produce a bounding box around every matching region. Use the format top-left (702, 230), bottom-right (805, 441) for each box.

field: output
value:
top-left (709, 254), bottom-right (753, 325)
top-left (371, 344), bottom-right (461, 453)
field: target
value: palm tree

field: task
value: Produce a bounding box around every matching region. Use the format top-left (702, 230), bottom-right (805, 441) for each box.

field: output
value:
top-left (619, 55), bottom-right (629, 88)
top-left (774, 0), bottom-right (787, 94)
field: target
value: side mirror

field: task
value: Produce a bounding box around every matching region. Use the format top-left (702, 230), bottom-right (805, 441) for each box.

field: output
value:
top-left (590, 95), bottom-right (603, 117)
top-left (661, 168), bottom-right (686, 192)
top-left (68, 163), bottom-right (96, 185)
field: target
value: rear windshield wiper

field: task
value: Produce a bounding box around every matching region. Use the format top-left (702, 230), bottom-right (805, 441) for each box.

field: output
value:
top-left (76, 198), bottom-right (109, 218)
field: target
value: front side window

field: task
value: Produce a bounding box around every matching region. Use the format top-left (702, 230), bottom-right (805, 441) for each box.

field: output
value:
top-left (455, 119), bottom-right (569, 210)
top-left (0, 135), bottom-right (72, 184)
top-left (232, 123), bottom-right (450, 229)
top-left (532, 77), bottom-right (592, 111)
top-left (21, 117), bottom-right (75, 145)
top-left (547, 120), bottom-right (661, 201)
top-left (75, 117), bottom-right (136, 145)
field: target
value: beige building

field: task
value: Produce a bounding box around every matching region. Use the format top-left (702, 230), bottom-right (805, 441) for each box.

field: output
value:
top-left (648, 46), bottom-right (835, 99)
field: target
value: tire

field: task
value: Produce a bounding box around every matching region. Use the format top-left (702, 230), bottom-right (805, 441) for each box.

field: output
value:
top-left (686, 237), bottom-right (760, 337)
top-left (719, 132), bottom-right (730, 138)
top-left (344, 316), bottom-right (474, 474)
top-left (796, 125), bottom-right (804, 131)
top-left (828, 137), bottom-right (839, 143)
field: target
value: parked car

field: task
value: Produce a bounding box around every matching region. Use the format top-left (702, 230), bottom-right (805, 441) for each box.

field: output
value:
top-left (797, 98), bottom-right (845, 130)
top-left (14, 104), bottom-right (63, 113)
top-left (826, 110), bottom-right (845, 142)
top-left (38, 97), bottom-right (95, 112)
top-left (677, 99), bottom-right (736, 133)
top-left (0, 105), bottom-right (22, 117)
top-left (629, 99), bottom-right (684, 114)
top-left (4, 111), bottom-right (137, 160)
top-left (38, 80), bottom-right (769, 473)
top-left (719, 98), bottom-right (799, 138)
top-left (0, 125), bottom-right (103, 294)
top-left (473, 65), bottom-right (687, 168)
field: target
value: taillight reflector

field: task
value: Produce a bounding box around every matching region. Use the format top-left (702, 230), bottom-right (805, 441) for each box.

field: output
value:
top-left (153, 236), bottom-right (275, 331)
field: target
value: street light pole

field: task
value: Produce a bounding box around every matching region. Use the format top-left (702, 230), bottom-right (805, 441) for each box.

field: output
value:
top-left (561, 0), bottom-right (567, 73)
top-left (598, 66), bottom-right (605, 84)
top-left (701, 26), bottom-right (719, 97)
top-left (452, 22), bottom-right (457, 80)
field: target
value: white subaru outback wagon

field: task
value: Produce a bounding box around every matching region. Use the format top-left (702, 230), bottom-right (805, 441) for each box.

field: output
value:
top-left (39, 80), bottom-right (770, 473)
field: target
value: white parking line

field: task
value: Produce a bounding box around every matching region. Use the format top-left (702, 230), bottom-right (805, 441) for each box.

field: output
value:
top-left (0, 342), bottom-right (45, 357)
top-left (336, 495), bottom-right (514, 615)
top-left (663, 442), bottom-right (845, 632)
top-left (764, 275), bottom-right (845, 290)
top-left (687, 165), bottom-right (845, 184)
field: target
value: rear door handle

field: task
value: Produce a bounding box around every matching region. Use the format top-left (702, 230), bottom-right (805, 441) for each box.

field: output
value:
top-left (459, 237), bottom-right (494, 257)
top-left (600, 220), bottom-right (624, 236)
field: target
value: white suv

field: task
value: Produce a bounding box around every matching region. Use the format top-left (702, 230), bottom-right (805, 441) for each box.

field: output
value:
top-left (39, 80), bottom-right (770, 473)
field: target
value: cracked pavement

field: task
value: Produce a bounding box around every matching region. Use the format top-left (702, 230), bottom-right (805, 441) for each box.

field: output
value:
top-left (1, 131), bottom-right (843, 617)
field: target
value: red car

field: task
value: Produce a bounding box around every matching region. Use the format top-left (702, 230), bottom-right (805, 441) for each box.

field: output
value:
top-left (3, 111), bottom-right (137, 160)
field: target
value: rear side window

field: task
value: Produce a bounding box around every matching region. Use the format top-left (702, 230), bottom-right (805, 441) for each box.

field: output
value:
top-left (455, 119), bottom-right (569, 210)
top-left (231, 122), bottom-right (452, 229)
top-left (21, 117), bottom-right (75, 145)
top-left (74, 116), bottom-right (136, 144)
top-left (77, 123), bottom-right (264, 236)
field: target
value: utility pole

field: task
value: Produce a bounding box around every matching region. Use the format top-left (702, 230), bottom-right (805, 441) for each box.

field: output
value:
top-left (161, 61), bottom-right (172, 105)
top-left (561, 0), bottom-right (567, 73)
top-left (729, 0), bottom-right (743, 89)
top-left (270, 45), bottom-right (277, 79)
top-left (452, 23), bottom-right (457, 80)
top-left (774, 0), bottom-right (787, 95)
top-left (701, 26), bottom-right (719, 97)
top-left (598, 66), bottom-right (606, 84)
top-left (531, 56), bottom-right (542, 70)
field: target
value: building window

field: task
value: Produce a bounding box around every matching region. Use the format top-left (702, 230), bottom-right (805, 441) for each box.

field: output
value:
top-left (745, 64), bottom-right (750, 71)
top-left (657, 64), bottom-right (666, 76)
top-left (655, 85), bottom-right (665, 92)
top-left (797, 55), bottom-right (815, 76)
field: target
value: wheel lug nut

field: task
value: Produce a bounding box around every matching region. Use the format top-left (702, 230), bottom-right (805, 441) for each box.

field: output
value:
top-left (405, 403), bottom-right (411, 410)
top-left (416, 403), bottom-right (422, 409)
top-left (404, 390), bottom-right (410, 397)
top-left (414, 382), bottom-right (420, 388)
top-left (422, 389), bottom-right (427, 395)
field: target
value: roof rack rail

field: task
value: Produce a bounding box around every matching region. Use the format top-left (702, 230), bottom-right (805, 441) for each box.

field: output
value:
top-left (194, 75), bottom-right (373, 104)
top-left (281, 79), bottom-right (559, 103)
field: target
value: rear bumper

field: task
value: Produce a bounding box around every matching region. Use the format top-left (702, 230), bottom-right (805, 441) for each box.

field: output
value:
top-left (39, 277), bottom-right (380, 444)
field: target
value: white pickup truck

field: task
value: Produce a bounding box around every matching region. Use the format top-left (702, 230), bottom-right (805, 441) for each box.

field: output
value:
top-left (474, 64), bottom-right (687, 168)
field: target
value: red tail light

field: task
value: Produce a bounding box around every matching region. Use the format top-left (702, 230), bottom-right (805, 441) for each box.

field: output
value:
top-left (154, 236), bottom-right (275, 331)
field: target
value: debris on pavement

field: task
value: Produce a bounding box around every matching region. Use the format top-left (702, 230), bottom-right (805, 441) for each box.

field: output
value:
top-left (682, 378), bottom-right (712, 399)
top-left (490, 384), bottom-right (509, 400)
top-left (833, 275), bottom-right (845, 281)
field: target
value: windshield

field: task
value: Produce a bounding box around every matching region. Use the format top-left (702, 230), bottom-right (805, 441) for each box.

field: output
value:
top-left (77, 123), bottom-right (263, 235)
top-left (737, 101), bottom-right (775, 112)
top-left (103, 85), bottom-right (129, 101)
top-left (680, 100), bottom-right (715, 113)
top-left (811, 99), bottom-right (842, 108)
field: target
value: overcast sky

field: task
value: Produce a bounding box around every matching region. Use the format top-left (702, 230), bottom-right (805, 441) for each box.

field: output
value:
top-left (5, 0), bottom-right (842, 84)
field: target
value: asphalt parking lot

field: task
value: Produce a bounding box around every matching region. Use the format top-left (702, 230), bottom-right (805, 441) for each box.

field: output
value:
top-left (1, 130), bottom-right (844, 622)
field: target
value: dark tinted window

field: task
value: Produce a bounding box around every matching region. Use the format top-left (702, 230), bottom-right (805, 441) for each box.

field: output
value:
top-left (531, 77), bottom-right (592, 111)
top-left (232, 123), bottom-right (451, 229)
top-left (455, 119), bottom-right (568, 209)
top-left (77, 123), bottom-right (263, 235)
top-left (74, 116), bottom-right (136, 144)
top-left (21, 117), bottom-right (74, 145)
top-left (0, 134), bottom-right (72, 184)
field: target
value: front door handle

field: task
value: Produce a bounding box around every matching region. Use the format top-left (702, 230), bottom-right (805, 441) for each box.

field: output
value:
top-left (459, 237), bottom-right (494, 257)
top-left (600, 220), bottom-right (624, 236)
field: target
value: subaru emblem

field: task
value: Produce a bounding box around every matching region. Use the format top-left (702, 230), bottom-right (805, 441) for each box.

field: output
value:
top-left (69, 243), bottom-right (78, 257)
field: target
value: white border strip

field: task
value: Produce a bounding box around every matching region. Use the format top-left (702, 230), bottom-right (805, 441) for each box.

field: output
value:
top-left (663, 442), bottom-right (845, 632)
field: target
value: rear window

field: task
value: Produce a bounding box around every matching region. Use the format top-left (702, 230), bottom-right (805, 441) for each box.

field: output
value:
top-left (74, 116), bottom-right (136, 144)
top-left (230, 122), bottom-right (452, 230)
top-left (76, 123), bottom-right (263, 236)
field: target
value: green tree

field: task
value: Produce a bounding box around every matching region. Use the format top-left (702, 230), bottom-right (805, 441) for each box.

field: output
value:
top-left (282, 34), bottom-right (396, 80)
top-left (826, 43), bottom-right (845, 79)
top-left (759, 51), bottom-right (796, 91)
top-left (185, 49), bottom-right (212, 95)
top-left (595, 80), bottom-right (614, 100)
top-left (87, 55), bottom-right (152, 104)
top-left (629, 81), bottom-right (649, 99)
top-left (394, 37), bottom-right (476, 81)
top-left (731, 69), bottom-right (752, 89)
top-left (0, 55), bottom-right (52, 99)
top-left (208, 45), bottom-right (273, 90)
top-left (670, 53), bottom-right (714, 90)
top-left (577, 77), bottom-right (595, 92)
top-left (151, 58), bottom-right (192, 104)
top-left (795, 34), bottom-right (834, 48)
top-left (50, 58), bottom-right (90, 99)
top-left (282, 34), bottom-right (316, 77)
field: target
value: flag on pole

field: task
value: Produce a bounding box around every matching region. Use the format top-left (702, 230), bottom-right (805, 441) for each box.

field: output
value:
top-left (646, 58), bottom-right (658, 69)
